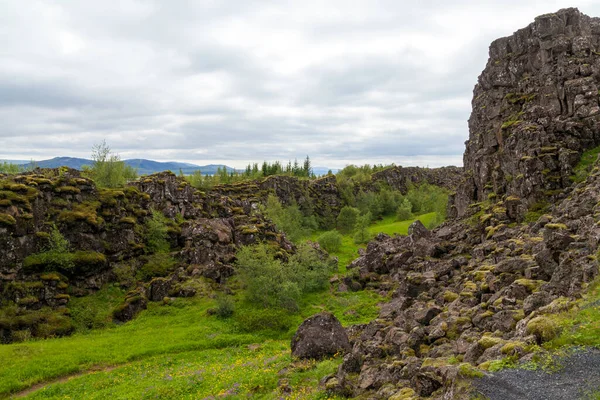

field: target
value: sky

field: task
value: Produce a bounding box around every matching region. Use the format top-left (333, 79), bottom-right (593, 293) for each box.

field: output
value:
top-left (2, 1), bottom-right (600, 169)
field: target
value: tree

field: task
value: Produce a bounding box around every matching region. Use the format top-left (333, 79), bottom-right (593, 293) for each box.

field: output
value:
top-left (396, 198), bottom-right (413, 221)
top-left (354, 212), bottom-right (372, 244)
top-left (303, 156), bottom-right (312, 177)
top-left (337, 206), bottom-right (360, 234)
top-left (87, 140), bottom-right (137, 188)
top-left (145, 209), bottom-right (170, 253)
top-left (317, 230), bottom-right (343, 252)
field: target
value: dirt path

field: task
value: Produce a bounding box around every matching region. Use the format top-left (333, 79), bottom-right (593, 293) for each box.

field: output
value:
top-left (473, 348), bottom-right (600, 400)
top-left (7, 365), bottom-right (119, 399)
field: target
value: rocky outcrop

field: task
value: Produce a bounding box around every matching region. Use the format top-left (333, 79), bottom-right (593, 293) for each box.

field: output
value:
top-left (0, 168), bottom-right (293, 342)
top-left (326, 158), bottom-right (600, 397)
top-left (453, 8), bottom-right (600, 219)
top-left (371, 166), bottom-right (463, 194)
top-left (291, 312), bottom-right (351, 360)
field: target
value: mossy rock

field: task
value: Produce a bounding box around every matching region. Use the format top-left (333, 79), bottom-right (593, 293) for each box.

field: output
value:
top-left (443, 291), bottom-right (459, 302)
top-left (54, 186), bottom-right (81, 194)
top-left (0, 213), bottom-right (16, 226)
top-left (389, 388), bottom-right (418, 400)
top-left (526, 316), bottom-right (559, 343)
top-left (545, 223), bottom-right (568, 230)
top-left (478, 335), bottom-right (503, 349)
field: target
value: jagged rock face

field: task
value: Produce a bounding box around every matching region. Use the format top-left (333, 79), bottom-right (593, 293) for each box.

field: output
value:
top-left (371, 166), bottom-right (463, 194)
top-left (454, 8), bottom-right (600, 218)
top-left (327, 157), bottom-right (600, 397)
top-left (0, 168), bottom-right (293, 342)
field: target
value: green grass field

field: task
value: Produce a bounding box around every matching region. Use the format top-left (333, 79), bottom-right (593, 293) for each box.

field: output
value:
top-left (311, 212), bottom-right (438, 272)
top-left (0, 213), bottom-right (439, 399)
top-left (0, 285), bottom-right (380, 399)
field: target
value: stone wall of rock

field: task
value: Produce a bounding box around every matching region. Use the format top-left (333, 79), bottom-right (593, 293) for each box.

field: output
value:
top-left (0, 168), bottom-right (291, 341)
top-left (371, 166), bottom-right (463, 194)
top-left (453, 8), bottom-right (600, 219)
top-left (327, 153), bottom-right (600, 398)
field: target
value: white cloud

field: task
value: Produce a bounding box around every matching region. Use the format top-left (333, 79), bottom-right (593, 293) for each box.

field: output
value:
top-left (1, 0), bottom-right (600, 169)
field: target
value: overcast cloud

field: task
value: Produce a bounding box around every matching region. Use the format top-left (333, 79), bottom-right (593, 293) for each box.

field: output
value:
top-left (2, 0), bottom-right (600, 169)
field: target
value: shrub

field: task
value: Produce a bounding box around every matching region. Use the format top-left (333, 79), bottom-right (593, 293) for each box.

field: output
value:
top-left (236, 243), bottom-right (334, 312)
top-left (85, 140), bottom-right (137, 188)
top-left (214, 294), bottom-right (235, 319)
top-left (337, 206), bottom-right (360, 233)
top-left (396, 198), bottom-right (413, 221)
top-left (317, 230), bottom-right (342, 252)
top-left (261, 194), bottom-right (316, 242)
top-left (23, 225), bottom-right (74, 272)
top-left (137, 253), bottom-right (177, 281)
top-left (145, 209), bottom-right (170, 253)
top-left (288, 243), bottom-right (334, 293)
top-left (233, 307), bottom-right (293, 333)
top-left (354, 212), bottom-right (372, 244)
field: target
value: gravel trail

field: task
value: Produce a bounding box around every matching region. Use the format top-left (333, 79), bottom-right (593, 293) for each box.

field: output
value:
top-left (473, 348), bottom-right (600, 400)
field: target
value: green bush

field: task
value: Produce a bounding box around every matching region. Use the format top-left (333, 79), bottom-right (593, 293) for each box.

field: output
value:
top-left (288, 243), bottom-right (334, 293)
top-left (261, 194), bottom-right (315, 242)
top-left (144, 209), bottom-right (170, 253)
top-left (236, 243), bottom-right (334, 312)
top-left (85, 140), bottom-right (137, 188)
top-left (396, 198), bottom-right (413, 221)
top-left (354, 212), bottom-right (372, 244)
top-left (337, 206), bottom-right (360, 234)
top-left (137, 253), bottom-right (177, 281)
top-left (214, 294), bottom-right (235, 319)
top-left (405, 183), bottom-right (449, 217)
top-left (23, 225), bottom-right (74, 272)
top-left (317, 230), bottom-right (342, 252)
top-left (233, 307), bottom-right (293, 333)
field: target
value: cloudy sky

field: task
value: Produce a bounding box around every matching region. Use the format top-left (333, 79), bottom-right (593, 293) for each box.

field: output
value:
top-left (2, 0), bottom-right (600, 169)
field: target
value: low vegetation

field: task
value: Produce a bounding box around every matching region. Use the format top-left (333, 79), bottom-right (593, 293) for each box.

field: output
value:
top-left (83, 140), bottom-right (137, 188)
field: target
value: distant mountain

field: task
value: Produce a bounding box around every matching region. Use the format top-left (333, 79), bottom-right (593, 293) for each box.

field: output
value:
top-left (313, 167), bottom-right (339, 176)
top-left (15, 157), bottom-right (236, 176)
top-left (6, 157), bottom-right (338, 177)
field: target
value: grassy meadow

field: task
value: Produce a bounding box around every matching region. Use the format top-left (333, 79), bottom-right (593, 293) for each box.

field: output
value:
top-left (0, 212), bottom-right (437, 399)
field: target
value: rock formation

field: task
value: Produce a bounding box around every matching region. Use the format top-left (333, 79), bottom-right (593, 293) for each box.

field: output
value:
top-left (322, 8), bottom-right (600, 399)
top-left (452, 8), bottom-right (600, 219)
top-left (0, 169), bottom-right (291, 341)
top-left (291, 312), bottom-right (351, 360)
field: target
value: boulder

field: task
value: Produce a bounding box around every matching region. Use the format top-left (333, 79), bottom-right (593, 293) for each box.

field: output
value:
top-left (291, 312), bottom-right (350, 360)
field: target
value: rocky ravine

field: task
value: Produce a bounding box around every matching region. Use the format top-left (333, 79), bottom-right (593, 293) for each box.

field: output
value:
top-left (321, 8), bottom-right (600, 400)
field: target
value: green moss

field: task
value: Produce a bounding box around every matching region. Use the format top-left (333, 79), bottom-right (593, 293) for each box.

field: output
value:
top-left (54, 186), bottom-right (81, 194)
top-left (443, 291), bottom-right (459, 302)
top-left (0, 213), bottom-right (16, 226)
top-left (458, 362), bottom-right (484, 378)
top-left (389, 388), bottom-right (418, 400)
top-left (514, 279), bottom-right (545, 292)
top-left (240, 225), bottom-right (259, 235)
top-left (40, 273), bottom-right (62, 281)
top-left (119, 217), bottom-right (137, 225)
top-left (526, 316), bottom-right (560, 343)
top-left (545, 223), bottom-right (568, 230)
top-left (500, 341), bottom-right (526, 355)
top-left (478, 335), bottom-right (503, 349)
top-left (72, 251), bottom-right (106, 267)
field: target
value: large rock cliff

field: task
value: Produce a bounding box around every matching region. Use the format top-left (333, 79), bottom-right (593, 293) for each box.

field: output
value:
top-left (452, 8), bottom-right (600, 219)
top-left (324, 8), bottom-right (600, 399)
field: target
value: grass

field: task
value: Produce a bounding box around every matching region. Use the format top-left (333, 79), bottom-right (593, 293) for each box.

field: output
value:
top-left (547, 278), bottom-right (600, 349)
top-left (571, 145), bottom-right (600, 183)
top-left (0, 210), bottom-right (436, 398)
top-left (0, 283), bottom-right (379, 398)
top-left (22, 341), bottom-right (342, 399)
top-left (310, 212), bottom-right (438, 272)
